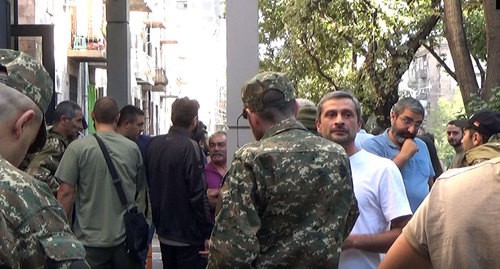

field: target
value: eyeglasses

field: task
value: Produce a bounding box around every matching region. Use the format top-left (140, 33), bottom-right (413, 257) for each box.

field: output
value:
top-left (399, 116), bottom-right (422, 128)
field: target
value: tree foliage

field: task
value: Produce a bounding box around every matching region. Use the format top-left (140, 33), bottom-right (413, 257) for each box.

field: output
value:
top-left (424, 0), bottom-right (499, 115)
top-left (259, 0), bottom-right (441, 127)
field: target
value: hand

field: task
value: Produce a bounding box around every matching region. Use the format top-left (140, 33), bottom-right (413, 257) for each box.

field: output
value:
top-left (341, 235), bottom-right (356, 250)
top-left (400, 139), bottom-right (418, 159)
top-left (199, 239), bottom-right (210, 257)
top-left (207, 188), bottom-right (220, 209)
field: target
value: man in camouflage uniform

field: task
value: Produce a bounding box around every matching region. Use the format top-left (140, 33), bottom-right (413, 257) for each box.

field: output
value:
top-left (26, 100), bottom-right (84, 195)
top-left (0, 49), bottom-right (89, 268)
top-left (207, 72), bottom-right (358, 268)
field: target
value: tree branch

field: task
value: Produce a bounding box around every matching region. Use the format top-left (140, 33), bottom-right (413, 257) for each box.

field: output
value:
top-left (422, 43), bottom-right (457, 81)
top-left (472, 55), bottom-right (485, 90)
top-left (405, 0), bottom-right (441, 53)
top-left (300, 31), bottom-right (338, 91)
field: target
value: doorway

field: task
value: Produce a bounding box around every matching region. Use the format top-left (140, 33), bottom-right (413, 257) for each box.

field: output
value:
top-left (11, 24), bottom-right (56, 123)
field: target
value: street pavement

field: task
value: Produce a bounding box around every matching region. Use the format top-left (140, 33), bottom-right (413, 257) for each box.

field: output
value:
top-left (151, 234), bottom-right (163, 269)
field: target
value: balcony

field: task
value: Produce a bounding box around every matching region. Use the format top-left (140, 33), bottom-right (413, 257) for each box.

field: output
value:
top-left (151, 67), bottom-right (168, 92)
top-left (131, 0), bottom-right (152, 12)
top-left (132, 49), bottom-right (155, 86)
top-left (67, 35), bottom-right (106, 63)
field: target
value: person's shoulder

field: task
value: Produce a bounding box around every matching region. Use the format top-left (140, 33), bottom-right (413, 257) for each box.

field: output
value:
top-left (356, 149), bottom-right (398, 170)
top-left (440, 157), bottom-right (500, 182)
top-left (1, 156), bottom-right (28, 176)
top-left (0, 160), bottom-right (44, 205)
top-left (361, 132), bottom-right (383, 146)
top-left (68, 134), bottom-right (93, 148)
top-left (43, 136), bottom-right (66, 151)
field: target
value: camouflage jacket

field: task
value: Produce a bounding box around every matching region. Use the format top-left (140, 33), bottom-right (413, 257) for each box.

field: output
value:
top-left (207, 119), bottom-right (358, 268)
top-left (0, 156), bottom-right (88, 268)
top-left (26, 127), bottom-right (70, 195)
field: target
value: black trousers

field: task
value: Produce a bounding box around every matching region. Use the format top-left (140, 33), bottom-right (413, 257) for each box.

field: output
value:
top-left (85, 242), bottom-right (143, 269)
top-left (159, 243), bottom-right (207, 269)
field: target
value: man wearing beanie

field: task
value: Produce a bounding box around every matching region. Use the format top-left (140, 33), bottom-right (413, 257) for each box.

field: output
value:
top-left (297, 104), bottom-right (320, 136)
top-left (208, 71), bottom-right (358, 268)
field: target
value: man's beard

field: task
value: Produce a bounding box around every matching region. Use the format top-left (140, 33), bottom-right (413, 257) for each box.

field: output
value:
top-left (448, 139), bottom-right (461, 147)
top-left (392, 128), bottom-right (416, 145)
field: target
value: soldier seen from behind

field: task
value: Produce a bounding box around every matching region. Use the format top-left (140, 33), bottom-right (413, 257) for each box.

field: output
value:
top-left (0, 49), bottom-right (89, 268)
top-left (145, 97), bottom-right (212, 269)
top-left (207, 72), bottom-right (358, 268)
top-left (56, 97), bottom-right (149, 268)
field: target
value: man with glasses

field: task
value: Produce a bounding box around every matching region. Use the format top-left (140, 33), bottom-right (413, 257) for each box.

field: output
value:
top-left (207, 72), bottom-right (358, 268)
top-left (363, 97), bottom-right (434, 213)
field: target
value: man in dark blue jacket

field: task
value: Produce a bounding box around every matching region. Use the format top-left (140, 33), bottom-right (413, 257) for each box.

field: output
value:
top-left (145, 97), bottom-right (212, 269)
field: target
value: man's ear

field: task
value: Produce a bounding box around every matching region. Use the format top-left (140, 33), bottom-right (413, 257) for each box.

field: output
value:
top-left (390, 111), bottom-right (397, 124)
top-left (13, 110), bottom-right (36, 139)
top-left (113, 113), bottom-right (121, 126)
top-left (472, 132), bottom-right (483, 146)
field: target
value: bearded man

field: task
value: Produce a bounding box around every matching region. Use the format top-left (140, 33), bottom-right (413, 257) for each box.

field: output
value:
top-left (362, 97), bottom-right (434, 213)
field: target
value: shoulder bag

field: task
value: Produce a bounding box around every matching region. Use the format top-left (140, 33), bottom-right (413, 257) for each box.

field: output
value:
top-left (94, 134), bottom-right (149, 254)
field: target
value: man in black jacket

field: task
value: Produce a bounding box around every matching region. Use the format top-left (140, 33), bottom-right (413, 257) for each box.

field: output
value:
top-left (145, 97), bottom-right (212, 269)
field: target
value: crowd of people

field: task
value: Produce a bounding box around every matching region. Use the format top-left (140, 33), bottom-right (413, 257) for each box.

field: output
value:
top-left (1, 48), bottom-right (500, 269)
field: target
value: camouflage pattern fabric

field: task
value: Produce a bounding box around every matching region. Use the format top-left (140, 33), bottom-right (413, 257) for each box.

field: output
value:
top-left (241, 72), bottom-right (295, 111)
top-left (0, 156), bottom-right (89, 268)
top-left (207, 119), bottom-right (358, 268)
top-left (0, 49), bottom-right (52, 113)
top-left (0, 49), bottom-right (54, 153)
top-left (26, 127), bottom-right (71, 196)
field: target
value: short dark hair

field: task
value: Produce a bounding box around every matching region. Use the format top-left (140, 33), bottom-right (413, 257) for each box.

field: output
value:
top-left (93, 97), bottom-right (119, 124)
top-left (254, 89), bottom-right (296, 123)
top-left (53, 100), bottom-right (81, 124)
top-left (117, 105), bottom-right (144, 127)
top-left (467, 127), bottom-right (489, 143)
top-left (193, 120), bottom-right (208, 142)
top-left (171, 97), bottom-right (199, 128)
top-left (317, 91), bottom-right (362, 122)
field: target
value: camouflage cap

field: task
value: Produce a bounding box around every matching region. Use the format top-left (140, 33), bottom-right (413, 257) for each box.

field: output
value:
top-left (0, 49), bottom-right (53, 113)
top-left (241, 71), bottom-right (295, 111)
top-left (0, 49), bottom-right (53, 153)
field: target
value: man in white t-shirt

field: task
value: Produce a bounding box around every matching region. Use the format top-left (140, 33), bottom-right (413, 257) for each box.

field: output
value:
top-left (316, 91), bottom-right (412, 269)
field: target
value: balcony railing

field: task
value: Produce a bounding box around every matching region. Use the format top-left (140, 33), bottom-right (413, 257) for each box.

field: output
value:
top-left (151, 67), bottom-right (168, 92)
top-left (67, 35), bottom-right (106, 63)
top-left (132, 48), bottom-right (155, 85)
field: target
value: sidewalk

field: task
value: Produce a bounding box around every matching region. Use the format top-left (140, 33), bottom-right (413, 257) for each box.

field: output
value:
top-left (150, 234), bottom-right (162, 269)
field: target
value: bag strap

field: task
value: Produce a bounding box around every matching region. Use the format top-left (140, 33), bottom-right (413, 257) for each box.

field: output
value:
top-left (94, 134), bottom-right (129, 208)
